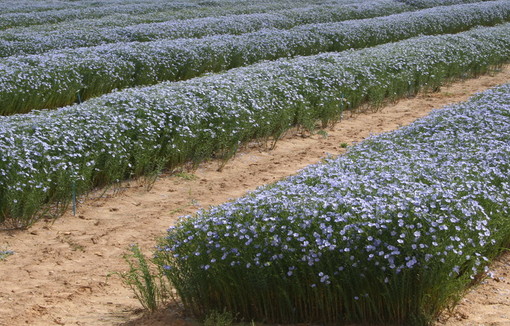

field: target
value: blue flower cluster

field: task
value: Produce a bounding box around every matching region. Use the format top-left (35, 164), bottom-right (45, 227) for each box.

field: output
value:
top-left (1, 0), bottom-right (509, 114)
top-left (156, 83), bottom-right (510, 324)
top-left (397, 0), bottom-right (486, 8)
top-left (0, 249), bottom-right (14, 259)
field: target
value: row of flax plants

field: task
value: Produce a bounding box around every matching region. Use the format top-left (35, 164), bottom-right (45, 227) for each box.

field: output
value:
top-left (1, 0), bottom-right (509, 115)
top-left (0, 0), bottom-right (412, 57)
top-left (155, 82), bottom-right (510, 325)
top-left (0, 23), bottom-right (509, 226)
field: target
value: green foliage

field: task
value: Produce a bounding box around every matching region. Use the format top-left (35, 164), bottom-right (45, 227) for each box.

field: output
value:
top-left (203, 310), bottom-right (235, 326)
top-left (316, 130), bottom-right (328, 139)
top-left (118, 244), bottom-right (168, 312)
top-left (175, 172), bottom-right (198, 181)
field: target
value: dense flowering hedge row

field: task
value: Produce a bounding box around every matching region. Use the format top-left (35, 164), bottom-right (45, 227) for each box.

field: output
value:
top-left (0, 0), bottom-right (412, 57)
top-left (0, 23), bottom-right (509, 225)
top-left (397, 0), bottom-right (492, 7)
top-left (0, 0), bottom-right (221, 14)
top-left (0, 0), bottom-right (366, 30)
top-left (1, 0), bottom-right (509, 115)
top-left (0, 0), bottom-right (90, 14)
top-left (156, 83), bottom-right (510, 325)
top-left (8, 0), bottom-right (487, 41)
top-left (0, 0), bottom-right (375, 39)
top-left (0, 1), bottom-right (198, 30)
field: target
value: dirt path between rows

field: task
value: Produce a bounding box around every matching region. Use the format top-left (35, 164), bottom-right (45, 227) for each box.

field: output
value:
top-left (1, 67), bottom-right (510, 326)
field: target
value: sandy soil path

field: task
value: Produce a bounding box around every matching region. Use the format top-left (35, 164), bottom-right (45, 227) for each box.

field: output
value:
top-left (1, 67), bottom-right (510, 326)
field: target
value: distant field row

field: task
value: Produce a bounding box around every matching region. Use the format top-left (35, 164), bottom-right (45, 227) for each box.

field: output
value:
top-left (1, 23), bottom-right (509, 225)
top-left (0, 0), bottom-right (492, 57)
top-left (1, 0), bottom-right (508, 116)
top-left (0, 0), bottom-right (366, 30)
top-left (0, 0), bottom-right (412, 57)
top-left (397, 0), bottom-right (490, 7)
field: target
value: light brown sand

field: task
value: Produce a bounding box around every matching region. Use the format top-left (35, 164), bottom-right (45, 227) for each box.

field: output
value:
top-left (1, 67), bottom-right (509, 326)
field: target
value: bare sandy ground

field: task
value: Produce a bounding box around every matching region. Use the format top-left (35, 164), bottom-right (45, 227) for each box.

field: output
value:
top-left (1, 67), bottom-right (510, 326)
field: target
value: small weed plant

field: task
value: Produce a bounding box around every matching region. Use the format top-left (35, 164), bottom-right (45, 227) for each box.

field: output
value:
top-left (203, 310), bottom-right (235, 326)
top-left (0, 249), bottom-right (14, 261)
top-left (118, 244), bottom-right (169, 312)
top-left (175, 172), bottom-right (198, 181)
